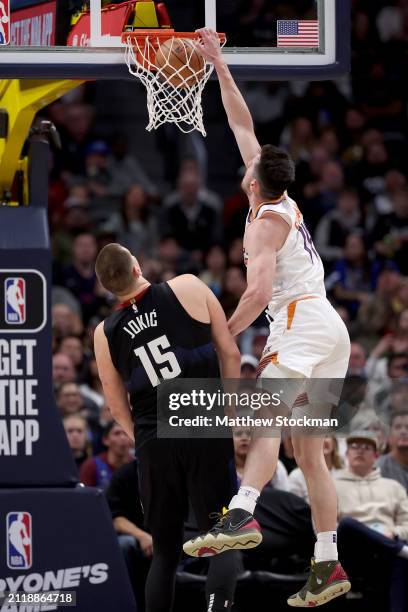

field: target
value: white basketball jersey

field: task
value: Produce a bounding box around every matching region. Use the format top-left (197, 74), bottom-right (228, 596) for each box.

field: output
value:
top-left (244, 194), bottom-right (326, 317)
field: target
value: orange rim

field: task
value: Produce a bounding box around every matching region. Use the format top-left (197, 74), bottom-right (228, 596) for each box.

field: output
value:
top-left (122, 30), bottom-right (226, 49)
top-left (122, 30), bottom-right (226, 73)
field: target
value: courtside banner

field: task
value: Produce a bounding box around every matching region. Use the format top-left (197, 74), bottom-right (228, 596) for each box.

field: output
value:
top-left (157, 377), bottom-right (374, 439)
top-left (0, 488), bottom-right (137, 611)
top-left (0, 0), bottom-right (10, 44)
top-left (0, 206), bottom-right (78, 487)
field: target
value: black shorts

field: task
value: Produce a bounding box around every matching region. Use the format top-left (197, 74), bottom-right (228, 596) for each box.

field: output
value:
top-left (136, 437), bottom-right (237, 535)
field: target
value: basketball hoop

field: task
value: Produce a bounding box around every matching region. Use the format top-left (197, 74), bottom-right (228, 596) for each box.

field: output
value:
top-left (122, 30), bottom-right (226, 136)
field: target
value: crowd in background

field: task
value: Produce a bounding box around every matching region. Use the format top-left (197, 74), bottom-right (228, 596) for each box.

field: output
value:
top-left (45, 0), bottom-right (408, 609)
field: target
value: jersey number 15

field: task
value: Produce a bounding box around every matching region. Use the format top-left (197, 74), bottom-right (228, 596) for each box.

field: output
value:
top-left (134, 334), bottom-right (181, 387)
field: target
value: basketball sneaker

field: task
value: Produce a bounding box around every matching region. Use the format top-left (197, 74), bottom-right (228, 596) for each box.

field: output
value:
top-left (183, 508), bottom-right (262, 557)
top-left (287, 558), bottom-right (351, 607)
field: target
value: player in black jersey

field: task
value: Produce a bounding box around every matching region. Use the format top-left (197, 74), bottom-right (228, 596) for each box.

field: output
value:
top-left (93, 243), bottom-right (255, 612)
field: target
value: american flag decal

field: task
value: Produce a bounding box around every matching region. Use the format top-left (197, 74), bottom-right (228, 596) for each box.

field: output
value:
top-left (277, 20), bottom-right (319, 48)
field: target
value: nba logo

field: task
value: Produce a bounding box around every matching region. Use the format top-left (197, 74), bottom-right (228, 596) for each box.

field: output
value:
top-left (0, 0), bottom-right (9, 45)
top-left (6, 512), bottom-right (33, 569)
top-left (5, 277), bottom-right (26, 324)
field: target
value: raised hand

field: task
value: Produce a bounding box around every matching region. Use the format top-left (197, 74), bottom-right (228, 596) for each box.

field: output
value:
top-left (195, 27), bottom-right (223, 65)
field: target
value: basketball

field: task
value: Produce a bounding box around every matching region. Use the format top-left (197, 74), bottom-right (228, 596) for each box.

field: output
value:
top-left (155, 37), bottom-right (205, 88)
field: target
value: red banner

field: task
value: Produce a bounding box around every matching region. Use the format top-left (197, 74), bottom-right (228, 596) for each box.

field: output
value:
top-left (10, 1), bottom-right (56, 46)
top-left (0, 0), bottom-right (10, 45)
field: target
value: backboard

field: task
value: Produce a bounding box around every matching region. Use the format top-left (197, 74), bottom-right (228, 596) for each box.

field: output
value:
top-left (0, 0), bottom-right (349, 79)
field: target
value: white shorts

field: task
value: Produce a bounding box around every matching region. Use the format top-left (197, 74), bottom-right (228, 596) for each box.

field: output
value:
top-left (257, 296), bottom-right (351, 413)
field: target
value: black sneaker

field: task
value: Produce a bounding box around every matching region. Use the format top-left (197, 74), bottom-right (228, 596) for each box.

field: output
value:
top-left (183, 508), bottom-right (262, 558)
top-left (287, 558), bottom-right (351, 607)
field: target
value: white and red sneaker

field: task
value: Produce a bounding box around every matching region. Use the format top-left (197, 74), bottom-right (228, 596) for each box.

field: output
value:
top-left (183, 508), bottom-right (262, 558)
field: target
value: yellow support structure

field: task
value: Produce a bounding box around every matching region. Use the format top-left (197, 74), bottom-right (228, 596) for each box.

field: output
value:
top-left (132, 1), bottom-right (159, 27)
top-left (0, 79), bottom-right (84, 203)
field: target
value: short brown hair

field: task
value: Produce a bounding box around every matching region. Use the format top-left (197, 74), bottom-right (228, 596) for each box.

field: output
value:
top-left (95, 243), bottom-right (135, 295)
top-left (256, 145), bottom-right (295, 199)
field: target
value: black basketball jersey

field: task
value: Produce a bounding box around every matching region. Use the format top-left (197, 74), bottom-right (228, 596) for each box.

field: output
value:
top-left (103, 282), bottom-right (219, 440)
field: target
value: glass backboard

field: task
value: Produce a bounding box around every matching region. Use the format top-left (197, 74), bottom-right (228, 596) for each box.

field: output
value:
top-left (0, 0), bottom-right (349, 79)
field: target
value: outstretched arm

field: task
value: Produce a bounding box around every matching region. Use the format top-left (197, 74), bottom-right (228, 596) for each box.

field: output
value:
top-left (196, 27), bottom-right (261, 167)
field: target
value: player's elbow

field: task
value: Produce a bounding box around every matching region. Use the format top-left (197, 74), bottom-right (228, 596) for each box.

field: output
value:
top-left (248, 286), bottom-right (272, 309)
top-left (107, 403), bottom-right (122, 420)
top-left (220, 342), bottom-right (241, 363)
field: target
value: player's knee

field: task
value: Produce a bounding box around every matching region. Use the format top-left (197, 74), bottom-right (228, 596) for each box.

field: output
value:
top-left (292, 445), bottom-right (324, 473)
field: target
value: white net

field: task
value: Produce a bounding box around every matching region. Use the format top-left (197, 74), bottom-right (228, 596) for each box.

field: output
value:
top-left (124, 34), bottom-right (222, 137)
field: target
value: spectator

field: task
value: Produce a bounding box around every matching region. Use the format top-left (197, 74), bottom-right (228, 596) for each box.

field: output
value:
top-left (288, 437), bottom-right (343, 503)
top-left (280, 117), bottom-right (315, 163)
top-left (63, 414), bottom-right (91, 468)
top-left (368, 353), bottom-right (408, 414)
top-left (377, 411), bottom-right (408, 493)
top-left (79, 358), bottom-right (105, 409)
top-left (233, 427), bottom-right (289, 491)
top-left (359, 414), bottom-right (389, 456)
top-left (160, 171), bottom-right (221, 252)
top-left (102, 184), bottom-right (158, 256)
top-left (199, 245), bottom-right (227, 297)
top-left (79, 421), bottom-right (133, 488)
top-left (83, 140), bottom-right (112, 201)
top-left (56, 381), bottom-right (86, 417)
top-left (106, 460), bottom-right (152, 610)
top-left (52, 201), bottom-right (93, 266)
top-left (107, 134), bottom-right (158, 198)
top-left (219, 266), bottom-right (247, 316)
top-left (319, 125), bottom-right (340, 158)
top-left (58, 335), bottom-right (90, 383)
top-left (356, 267), bottom-right (401, 348)
top-left (303, 160), bottom-right (345, 229)
top-left (341, 107), bottom-right (366, 164)
top-left (57, 233), bottom-right (101, 323)
top-left (332, 234), bottom-right (373, 318)
top-left (347, 342), bottom-right (367, 376)
top-left (371, 189), bottom-right (408, 275)
top-left (349, 140), bottom-right (391, 201)
top-left (227, 238), bottom-right (245, 267)
top-left (155, 236), bottom-right (198, 276)
top-left (295, 144), bottom-right (330, 197)
top-left (58, 103), bottom-right (95, 175)
top-left (223, 166), bottom-right (250, 242)
top-left (302, 82), bottom-right (348, 131)
top-left (314, 189), bottom-right (363, 264)
top-left (370, 309), bottom-right (408, 360)
top-left (52, 303), bottom-right (83, 340)
top-left (335, 432), bottom-right (408, 610)
top-left (52, 353), bottom-right (76, 386)
top-left (370, 169), bottom-right (407, 221)
top-left (388, 382), bottom-right (408, 414)
top-left (355, 60), bottom-right (405, 132)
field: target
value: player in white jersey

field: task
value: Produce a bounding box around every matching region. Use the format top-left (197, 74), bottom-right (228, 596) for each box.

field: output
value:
top-left (183, 29), bottom-right (351, 607)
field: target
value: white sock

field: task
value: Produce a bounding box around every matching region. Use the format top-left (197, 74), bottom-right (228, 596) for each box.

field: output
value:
top-left (228, 486), bottom-right (260, 514)
top-left (314, 531), bottom-right (338, 563)
top-left (397, 545), bottom-right (408, 560)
